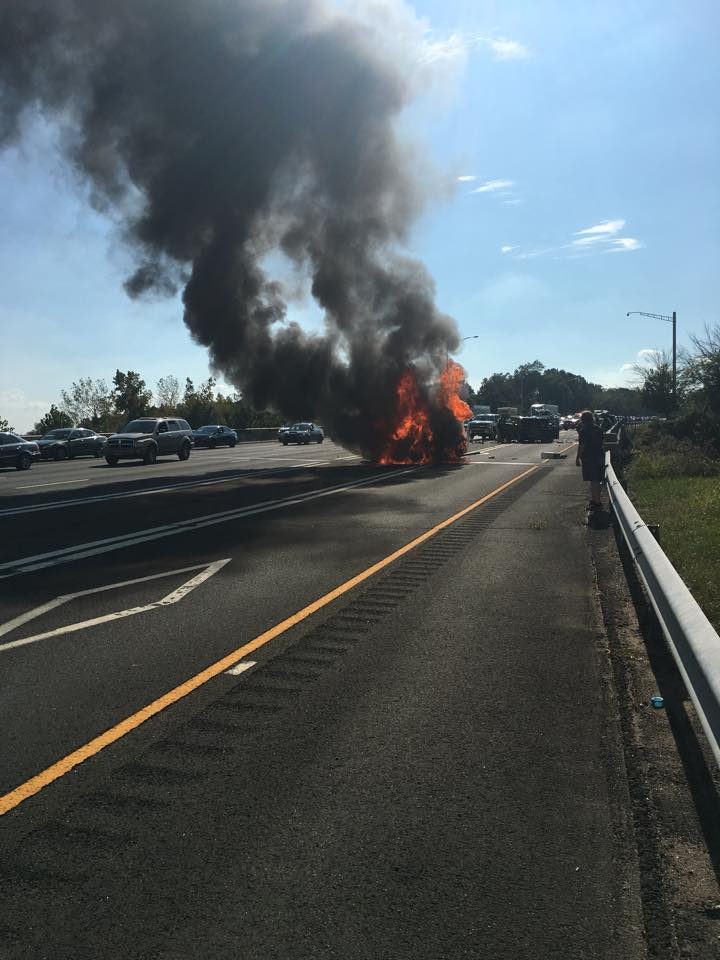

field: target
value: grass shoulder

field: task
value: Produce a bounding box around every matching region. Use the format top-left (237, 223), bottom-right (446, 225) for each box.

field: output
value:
top-left (626, 424), bottom-right (720, 631)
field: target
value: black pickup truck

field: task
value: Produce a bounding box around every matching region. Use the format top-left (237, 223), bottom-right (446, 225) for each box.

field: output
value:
top-left (496, 414), bottom-right (559, 443)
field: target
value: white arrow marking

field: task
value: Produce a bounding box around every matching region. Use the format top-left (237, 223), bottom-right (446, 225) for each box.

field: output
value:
top-left (0, 558), bottom-right (231, 653)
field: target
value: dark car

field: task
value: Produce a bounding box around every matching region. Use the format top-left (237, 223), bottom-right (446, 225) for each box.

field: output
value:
top-left (496, 414), bottom-right (559, 443)
top-left (280, 422), bottom-right (325, 445)
top-left (104, 417), bottom-right (192, 465)
top-left (0, 433), bottom-right (39, 471)
top-left (192, 425), bottom-right (238, 448)
top-left (36, 427), bottom-right (107, 460)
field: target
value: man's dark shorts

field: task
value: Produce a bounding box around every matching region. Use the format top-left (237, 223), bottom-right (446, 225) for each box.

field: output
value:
top-left (582, 458), bottom-right (604, 483)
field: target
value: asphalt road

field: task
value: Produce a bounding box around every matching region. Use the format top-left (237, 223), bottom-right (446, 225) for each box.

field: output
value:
top-left (0, 433), bottom-right (647, 959)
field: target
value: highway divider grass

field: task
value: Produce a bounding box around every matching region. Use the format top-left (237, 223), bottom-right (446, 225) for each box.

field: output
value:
top-left (627, 426), bottom-right (720, 631)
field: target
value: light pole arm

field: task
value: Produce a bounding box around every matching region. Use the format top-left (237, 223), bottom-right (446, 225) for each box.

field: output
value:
top-left (626, 310), bottom-right (678, 402)
top-left (626, 310), bottom-right (673, 323)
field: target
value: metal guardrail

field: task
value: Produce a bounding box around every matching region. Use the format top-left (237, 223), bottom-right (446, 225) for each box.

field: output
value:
top-left (605, 450), bottom-right (720, 767)
top-left (22, 427), bottom-right (280, 443)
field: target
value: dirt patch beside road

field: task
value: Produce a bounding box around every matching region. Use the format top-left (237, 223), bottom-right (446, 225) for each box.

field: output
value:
top-left (591, 519), bottom-right (720, 958)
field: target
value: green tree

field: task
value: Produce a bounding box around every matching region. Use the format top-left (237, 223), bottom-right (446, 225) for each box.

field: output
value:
top-left (476, 372), bottom-right (516, 410)
top-left (514, 360), bottom-right (544, 412)
top-left (634, 350), bottom-right (677, 417)
top-left (683, 324), bottom-right (720, 414)
top-left (597, 387), bottom-right (646, 416)
top-left (34, 405), bottom-right (73, 434)
top-left (538, 368), bottom-right (597, 413)
top-left (178, 377), bottom-right (219, 426)
top-left (112, 370), bottom-right (152, 421)
top-left (459, 380), bottom-right (476, 407)
top-left (61, 378), bottom-right (113, 429)
top-left (155, 375), bottom-right (181, 414)
top-left (0, 416), bottom-right (14, 432)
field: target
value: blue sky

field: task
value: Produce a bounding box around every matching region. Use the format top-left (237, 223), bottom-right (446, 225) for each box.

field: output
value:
top-left (1, 0), bottom-right (718, 430)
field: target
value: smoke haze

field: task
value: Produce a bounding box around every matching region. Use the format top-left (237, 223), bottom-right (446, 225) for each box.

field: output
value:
top-left (0, 0), bottom-right (465, 458)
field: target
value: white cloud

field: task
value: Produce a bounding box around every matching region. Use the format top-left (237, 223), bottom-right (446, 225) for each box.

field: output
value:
top-left (416, 30), bottom-right (530, 65)
top-left (485, 37), bottom-right (530, 61)
top-left (616, 349), bottom-right (658, 383)
top-left (0, 387), bottom-right (52, 433)
top-left (457, 175), bottom-right (477, 182)
top-left (608, 237), bottom-right (642, 251)
top-left (574, 219), bottom-right (625, 237)
top-left (501, 198), bottom-right (522, 205)
top-left (471, 178), bottom-right (514, 193)
top-left (512, 218), bottom-right (642, 260)
top-left (585, 365), bottom-right (638, 389)
top-left (417, 31), bottom-right (467, 65)
top-left (619, 349), bottom-right (654, 372)
top-left (500, 245), bottom-right (516, 254)
top-left (572, 235), bottom-right (608, 247)
top-left (573, 232), bottom-right (642, 253)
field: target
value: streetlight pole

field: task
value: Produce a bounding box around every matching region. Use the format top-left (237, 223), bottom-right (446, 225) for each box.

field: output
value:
top-left (626, 310), bottom-right (677, 403)
top-left (446, 335), bottom-right (478, 368)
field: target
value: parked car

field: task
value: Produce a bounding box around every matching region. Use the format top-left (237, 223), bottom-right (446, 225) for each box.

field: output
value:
top-left (0, 433), bottom-right (39, 471)
top-left (280, 422), bottom-right (324, 445)
top-left (36, 427), bottom-right (107, 460)
top-left (104, 417), bottom-right (192, 465)
top-left (192, 425), bottom-right (238, 448)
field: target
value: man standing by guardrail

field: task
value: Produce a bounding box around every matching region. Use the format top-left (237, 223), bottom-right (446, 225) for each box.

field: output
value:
top-left (576, 410), bottom-right (605, 514)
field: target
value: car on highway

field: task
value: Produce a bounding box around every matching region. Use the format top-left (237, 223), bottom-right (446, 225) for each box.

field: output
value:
top-left (280, 422), bottom-right (325, 445)
top-left (192, 425), bottom-right (238, 448)
top-left (36, 427), bottom-right (107, 460)
top-left (104, 417), bottom-right (193, 465)
top-left (277, 424), bottom-right (292, 442)
top-left (0, 433), bottom-right (39, 471)
top-left (466, 414), bottom-right (497, 442)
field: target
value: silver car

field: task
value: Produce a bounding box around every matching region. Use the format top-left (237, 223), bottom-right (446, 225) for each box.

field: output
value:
top-left (105, 417), bottom-right (192, 465)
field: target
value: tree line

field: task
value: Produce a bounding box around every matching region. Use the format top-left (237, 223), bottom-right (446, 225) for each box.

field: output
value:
top-left (465, 361), bottom-right (651, 416)
top-left (2, 326), bottom-right (717, 439)
top-left (465, 324), bottom-right (720, 425)
top-left (1, 371), bottom-right (284, 435)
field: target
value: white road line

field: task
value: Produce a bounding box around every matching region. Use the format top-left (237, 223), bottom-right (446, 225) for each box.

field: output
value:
top-left (466, 443), bottom-right (508, 455)
top-left (0, 460), bottom-right (332, 518)
top-left (230, 454), bottom-right (328, 461)
top-left (0, 467), bottom-right (414, 579)
top-left (335, 454), bottom-right (363, 460)
top-left (225, 660), bottom-right (257, 676)
top-left (16, 478), bottom-right (90, 489)
top-left (0, 559), bottom-right (231, 653)
top-left (469, 460), bottom-right (536, 466)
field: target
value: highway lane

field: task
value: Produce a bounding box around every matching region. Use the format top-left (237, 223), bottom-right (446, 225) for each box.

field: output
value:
top-left (0, 437), bottom-right (357, 507)
top-left (0, 439), bottom-right (549, 796)
top-left (0, 435), bottom-right (649, 959)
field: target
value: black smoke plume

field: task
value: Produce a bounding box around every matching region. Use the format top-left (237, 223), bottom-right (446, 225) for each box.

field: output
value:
top-left (0, 0), bottom-right (465, 458)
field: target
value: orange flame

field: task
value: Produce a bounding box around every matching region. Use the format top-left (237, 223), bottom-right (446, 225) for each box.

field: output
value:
top-left (377, 360), bottom-right (472, 464)
top-left (440, 360), bottom-right (473, 424)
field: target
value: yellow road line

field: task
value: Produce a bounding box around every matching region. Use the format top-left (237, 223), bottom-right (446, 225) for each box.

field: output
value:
top-left (0, 463), bottom-right (539, 816)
